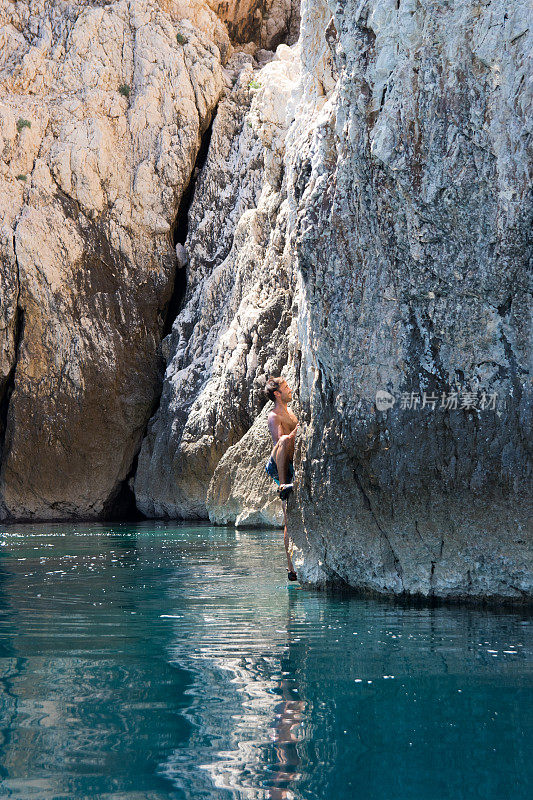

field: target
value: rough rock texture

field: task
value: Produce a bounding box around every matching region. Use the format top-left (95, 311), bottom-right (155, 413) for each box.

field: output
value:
top-left (207, 404), bottom-right (284, 527)
top-left (285, 0), bottom-right (532, 601)
top-left (138, 0), bottom-right (531, 602)
top-left (0, 0), bottom-right (229, 519)
top-left (134, 44), bottom-right (299, 518)
top-left (1, 0), bottom-right (530, 603)
top-left (209, 0), bottom-right (301, 49)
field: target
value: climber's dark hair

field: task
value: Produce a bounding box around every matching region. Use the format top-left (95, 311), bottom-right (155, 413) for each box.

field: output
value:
top-left (265, 376), bottom-right (283, 403)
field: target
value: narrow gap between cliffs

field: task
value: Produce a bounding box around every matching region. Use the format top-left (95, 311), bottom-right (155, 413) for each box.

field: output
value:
top-left (0, 307), bottom-right (24, 467)
top-left (105, 110), bottom-right (218, 521)
top-left (162, 111), bottom-right (217, 338)
top-left (0, 237), bottom-right (24, 476)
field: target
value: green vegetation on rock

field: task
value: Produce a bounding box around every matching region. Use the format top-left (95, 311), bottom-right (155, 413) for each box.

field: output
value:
top-left (16, 118), bottom-right (31, 133)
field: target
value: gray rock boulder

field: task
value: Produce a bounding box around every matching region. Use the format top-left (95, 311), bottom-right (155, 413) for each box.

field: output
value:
top-left (206, 404), bottom-right (284, 528)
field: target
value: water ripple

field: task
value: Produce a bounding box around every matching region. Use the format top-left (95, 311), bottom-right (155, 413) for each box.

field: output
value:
top-left (0, 521), bottom-right (531, 800)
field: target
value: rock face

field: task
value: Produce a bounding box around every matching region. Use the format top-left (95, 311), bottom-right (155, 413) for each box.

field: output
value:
top-left (0, 0), bottom-right (530, 602)
top-left (0, 0), bottom-right (231, 520)
top-left (133, 45), bottom-right (299, 518)
top-left (286, 0), bottom-right (532, 602)
top-left (137, 0), bottom-right (531, 602)
top-left (206, 404), bottom-right (284, 528)
top-left (0, 0), bottom-right (302, 522)
top-left (209, 0), bottom-right (301, 49)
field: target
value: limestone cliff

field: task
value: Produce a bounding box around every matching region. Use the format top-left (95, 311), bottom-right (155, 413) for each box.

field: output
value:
top-left (134, 44), bottom-right (299, 519)
top-left (137, 0), bottom-right (531, 602)
top-left (0, 0), bottom-right (295, 520)
top-left (285, 0), bottom-right (532, 602)
top-left (0, 0), bottom-right (530, 602)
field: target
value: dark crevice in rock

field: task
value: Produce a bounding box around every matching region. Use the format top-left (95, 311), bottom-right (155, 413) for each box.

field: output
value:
top-left (353, 467), bottom-right (372, 511)
top-left (407, 304), bottom-right (447, 391)
top-left (107, 109), bottom-right (219, 519)
top-left (222, 3), bottom-right (300, 50)
top-left (0, 238), bottom-right (24, 470)
top-left (51, 173), bottom-right (82, 220)
top-left (162, 111), bottom-right (217, 338)
top-left (293, 157), bottom-right (312, 206)
top-left (100, 448), bottom-right (145, 522)
top-left (173, 112), bottom-right (216, 246)
top-left (284, 1), bottom-right (301, 48)
top-left (497, 294), bottom-right (512, 317)
top-left (499, 327), bottom-right (526, 412)
top-left (0, 309), bottom-right (23, 465)
top-left (102, 361), bottom-right (168, 521)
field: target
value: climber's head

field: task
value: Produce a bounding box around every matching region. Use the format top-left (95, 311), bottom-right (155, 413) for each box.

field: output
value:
top-left (265, 376), bottom-right (292, 404)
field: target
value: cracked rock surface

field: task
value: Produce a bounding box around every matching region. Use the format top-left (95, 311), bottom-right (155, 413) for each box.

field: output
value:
top-left (0, 0), bottom-right (530, 603)
top-left (0, 0), bottom-right (229, 519)
top-left (285, 0), bottom-right (532, 601)
top-left (209, 0), bottom-right (301, 50)
top-left (134, 44), bottom-right (299, 519)
top-left (139, 0), bottom-right (531, 602)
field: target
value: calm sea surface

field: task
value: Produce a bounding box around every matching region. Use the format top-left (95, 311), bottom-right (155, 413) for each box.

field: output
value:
top-left (0, 521), bottom-right (531, 799)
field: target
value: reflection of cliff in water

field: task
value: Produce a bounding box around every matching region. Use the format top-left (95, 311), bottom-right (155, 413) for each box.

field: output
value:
top-left (0, 523), bottom-right (193, 799)
top-left (0, 524), bottom-right (529, 799)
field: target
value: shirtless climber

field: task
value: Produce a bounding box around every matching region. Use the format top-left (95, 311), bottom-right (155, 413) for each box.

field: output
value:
top-left (264, 376), bottom-right (298, 581)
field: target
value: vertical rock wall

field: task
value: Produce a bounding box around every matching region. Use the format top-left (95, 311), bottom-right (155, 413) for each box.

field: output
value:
top-left (0, 0), bottom-right (301, 522)
top-left (1, 0), bottom-right (530, 602)
top-left (145, 0), bottom-right (532, 602)
top-left (134, 45), bottom-right (300, 518)
top-left (0, 0), bottom-right (229, 520)
top-left (286, 0), bottom-right (532, 600)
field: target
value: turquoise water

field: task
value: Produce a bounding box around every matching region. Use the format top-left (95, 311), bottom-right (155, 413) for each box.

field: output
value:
top-left (0, 522), bottom-right (531, 800)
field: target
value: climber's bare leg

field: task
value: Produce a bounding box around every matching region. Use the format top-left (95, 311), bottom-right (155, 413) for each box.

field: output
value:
top-left (282, 502), bottom-right (295, 573)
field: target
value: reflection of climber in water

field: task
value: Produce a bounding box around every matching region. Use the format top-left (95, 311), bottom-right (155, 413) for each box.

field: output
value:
top-left (266, 675), bottom-right (305, 799)
top-left (264, 376), bottom-right (298, 581)
top-left (265, 591), bottom-right (305, 799)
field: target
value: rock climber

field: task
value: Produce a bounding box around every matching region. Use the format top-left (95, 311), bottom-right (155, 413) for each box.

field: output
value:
top-left (264, 376), bottom-right (298, 581)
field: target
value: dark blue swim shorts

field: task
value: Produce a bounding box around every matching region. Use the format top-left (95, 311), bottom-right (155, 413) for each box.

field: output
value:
top-left (265, 455), bottom-right (294, 486)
